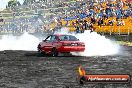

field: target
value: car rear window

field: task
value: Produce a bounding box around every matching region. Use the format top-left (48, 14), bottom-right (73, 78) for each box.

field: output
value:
top-left (59, 35), bottom-right (78, 41)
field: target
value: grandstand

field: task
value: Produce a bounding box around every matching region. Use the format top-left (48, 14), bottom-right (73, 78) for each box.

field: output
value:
top-left (56, 0), bottom-right (132, 35)
top-left (0, 0), bottom-right (132, 35)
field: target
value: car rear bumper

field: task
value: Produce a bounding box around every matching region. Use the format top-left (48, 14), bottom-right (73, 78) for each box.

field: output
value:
top-left (58, 46), bottom-right (85, 52)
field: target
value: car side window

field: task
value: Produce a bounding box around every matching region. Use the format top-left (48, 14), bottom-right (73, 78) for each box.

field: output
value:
top-left (45, 36), bottom-right (51, 42)
top-left (45, 35), bottom-right (58, 42)
top-left (60, 35), bottom-right (69, 41)
top-left (50, 35), bottom-right (57, 42)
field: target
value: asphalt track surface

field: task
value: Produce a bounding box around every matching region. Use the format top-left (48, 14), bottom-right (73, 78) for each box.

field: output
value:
top-left (0, 46), bottom-right (132, 88)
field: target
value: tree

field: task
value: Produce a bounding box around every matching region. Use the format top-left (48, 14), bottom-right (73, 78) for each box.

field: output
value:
top-left (8, 0), bottom-right (21, 7)
top-left (17, 1), bottom-right (21, 6)
top-left (23, 0), bottom-right (35, 5)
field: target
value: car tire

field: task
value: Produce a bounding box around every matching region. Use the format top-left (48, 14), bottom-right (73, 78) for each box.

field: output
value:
top-left (37, 44), bottom-right (45, 56)
top-left (52, 48), bottom-right (58, 57)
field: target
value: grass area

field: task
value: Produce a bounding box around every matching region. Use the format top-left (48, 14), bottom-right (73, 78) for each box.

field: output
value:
top-left (116, 41), bottom-right (132, 46)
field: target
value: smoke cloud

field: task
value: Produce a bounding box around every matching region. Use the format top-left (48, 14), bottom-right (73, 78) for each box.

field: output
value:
top-left (72, 30), bottom-right (120, 56)
top-left (0, 32), bottom-right (40, 51)
top-left (0, 28), bottom-right (120, 56)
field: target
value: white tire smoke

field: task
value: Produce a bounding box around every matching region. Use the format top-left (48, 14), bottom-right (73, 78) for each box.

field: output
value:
top-left (0, 32), bottom-right (40, 51)
top-left (72, 30), bottom-right (120, 56)
top-left (0, 28), bottom-right (120, 56)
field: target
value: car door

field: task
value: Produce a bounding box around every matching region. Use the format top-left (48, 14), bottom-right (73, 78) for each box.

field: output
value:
top-left (41, 35), bottom-right (52, 53)
top-left (42, 35), bottom-right (57, 53)
top-left (52, 35), bottom-right (59, 48)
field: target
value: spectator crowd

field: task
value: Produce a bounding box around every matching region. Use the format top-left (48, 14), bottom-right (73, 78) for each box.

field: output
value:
top-left (57, 0), bottom-right (132, 33)
top-left (0, 0), bottom-right (132, 34)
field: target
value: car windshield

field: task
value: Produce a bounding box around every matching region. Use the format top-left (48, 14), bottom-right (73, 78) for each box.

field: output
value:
top-left (59, 35), bottom-right (78, 41)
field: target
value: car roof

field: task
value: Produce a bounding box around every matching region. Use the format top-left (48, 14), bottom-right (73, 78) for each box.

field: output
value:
top-left (52, 34), bottom-right (73, 37)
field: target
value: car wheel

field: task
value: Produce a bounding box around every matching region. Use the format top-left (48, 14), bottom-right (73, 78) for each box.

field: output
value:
top-left (37, 44), bottom-right (41, 53)
top-left (52, 48), bottom-right (58, 57)
top-left (37, 45), bottom-right (45, 56)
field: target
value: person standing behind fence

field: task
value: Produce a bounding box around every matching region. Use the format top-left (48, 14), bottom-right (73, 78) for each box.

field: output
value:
top-left (83, 20), bottom-right (88, 30)
top-left (76, 23), bottom-right (80, 33)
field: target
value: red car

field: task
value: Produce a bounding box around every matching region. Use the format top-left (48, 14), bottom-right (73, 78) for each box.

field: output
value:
top-left (37, 34), bottom-right (85, 56)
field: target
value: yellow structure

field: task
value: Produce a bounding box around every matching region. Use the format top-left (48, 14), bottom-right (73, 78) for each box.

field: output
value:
top-left (57, 16), bottom-right (132, 34)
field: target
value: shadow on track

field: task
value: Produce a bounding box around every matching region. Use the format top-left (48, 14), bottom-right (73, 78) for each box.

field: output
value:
top-left (25, 52), bottom-right (84, 57)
